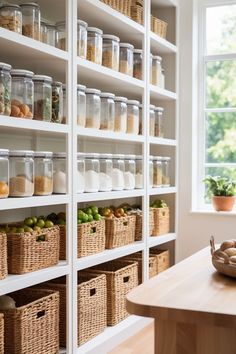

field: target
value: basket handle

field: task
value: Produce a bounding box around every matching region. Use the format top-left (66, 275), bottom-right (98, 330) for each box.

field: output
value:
top-left (90, 226), bottom-right (97, 234)
top-left (90, 288), bottom-right (96, 296)
top-left (36, 234), bottom-right (47, 242)
top-left (36, 310), bottom-right (46, 319)
top-left (123, 276), bottom-right (130, 283)
top-left (123, 221), bottom-right (128, 227)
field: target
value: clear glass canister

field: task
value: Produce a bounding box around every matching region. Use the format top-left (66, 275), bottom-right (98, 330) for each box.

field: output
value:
top-left (52, 81), bottom-right (63, 123)
top-left (133, 49), bottom-right (143, 80)
top-left (85, 88), bottom-right (101, 129)
top-left (0, 62), bottom-right (11, 116)
top-left (99, 153), bottom-right (113, 192)
top-left (139, 104), bottom-right (142, 135)
top-left (149, 104), bottom-right (155, 137)
top-left (0, 149), bottom-right (9, 198)
top-left (56, 21), bottom-right (66, 50)
top-left (53, 152), bottom-right (66, 194)
top-left (124, 154), bottom-right (136, 190)
top-left (114, 96), bottom-right (127, 133)
top-left (20, 2), bottom-right (41, 40)
top-left (112, 154), bottom-right (125, 191)
top-left (77, 19), bottom-right (87, 59)
top-left (87, 27), bottom-right (103, 65)
top-left (100, 92), bottom-right (115, 131)
top-left (11, 69), bottom-right (34, 119)
top-left (40, 21), bottom-right (47, 43)
top-left (119, 43), bottom-right (134, 76)
top-left (84, 153), bottom-right (100, 193)
top-left (154, 106), bottom-right (164, 137)
top-left (62, 84), bottom-right (66, 124)
top-left (9, 150), bottom-right (34, 197)
top-left (135, 155), bottom-right (143, 189)
top-left (46, 23), bottom-right (57, 47)
top-left (0, 4), bottom-right (22, 34)
top-left (34, 151), bottom-right (53, 196)
top-left (33, 75), bottom-right (52, 122)
top-left (77, 152), bottom-right (85, 194)
top-left (126, 100), bottom-right (139, 135)
top-left (102, 34), bottom-right (120, 71)
top-left (152, 55), bottom-right (162, 86)
top-left (149, 156), bottom-right (153, 187)
top-left (153, 156), bottom-right (163, 188)
top-left (77, 84), bottom-right (86, 127)
top-left (162, 157), bottom-right (171, 186)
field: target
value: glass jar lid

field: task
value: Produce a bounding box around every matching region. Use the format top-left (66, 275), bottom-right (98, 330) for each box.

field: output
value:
top-left (52, 81), bottom-right (63, 87)
top-left (11, 69), bottom-right (34, 78)
top-left (0, 62), bottom-right (12, 72)
top-left (153, 156), bottom-right (163, 161)
top-left (163, 156), bottom-right (171, 161)
top-left (153, 55), bottom-right (162, 62)
top-left (135, 155), bottom-right (142, 160)
top-left (102, 34), bottom-right (120, 42)
top-left (100, 92), bottom-right (115, 99)
top-left (154, 106), bottom-right (164, 112)
top-left (20, 2), bottom-right (40, 8)
top-left (100, 153), bottom-right (113, 160)
top-left (85, 88), bottom-right (101, 95)
top-left (85, 153), bottom-right (100, 159)
top-left (127, 100), bottom-right (140, 106)
top-left (77, 152), bottom-right (85, 159)
top-left (87, 27), bottom-right (103, 35)
top-left (53, 152), bottom-right (66, 159)
top-left (33, 75), bottom-right (53, 83)
top-left (56, 21), bottom-right (66, 28)
top-left (112, 154), bottom-right (125, 159)
top-left (9, 150), bottom-right (34, 157)
top-left (114, 96), bottom-right (128, 102)
top-left (77, 19), bottom-right (88, 28)
top-left (150, 104), bottom-right (155, 110)
top-left (0, 4), bottom-right (21, 10)
top-left (120, 43), bottom-right (134, 49)
top-left (134, 49), bottom-right (143, 54)
top-left (0, 148), bottom-right (9, 157)
top-left (34, 151), bottom-right (53, 158)
top-left (77, 84), bottom-right (86, 91)
top-left (124, 154), bottom-right (136, 160)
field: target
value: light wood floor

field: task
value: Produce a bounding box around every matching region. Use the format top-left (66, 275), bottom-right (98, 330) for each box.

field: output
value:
top-left (109, 323), bottom-right (154, 354)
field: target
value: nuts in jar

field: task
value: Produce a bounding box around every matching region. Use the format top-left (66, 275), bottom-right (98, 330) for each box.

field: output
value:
top-left (87, 27), bottom-right (103, 65)
top-left (20, 2), bottom-right (41, 40)
top-left (0, 4), bottom-right (22, 34)
top-left (0, 62), bottom-right (12, 116)
top-left (11, 69), bottom-right (34, 119)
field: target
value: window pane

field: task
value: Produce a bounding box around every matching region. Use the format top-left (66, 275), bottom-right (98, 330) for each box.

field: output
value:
top-left (204, 167), bottom-right (236, 203)
top-left (206, 60), bottom-right (236, 108)
top-left (207, 5), bottom-right (236, 55)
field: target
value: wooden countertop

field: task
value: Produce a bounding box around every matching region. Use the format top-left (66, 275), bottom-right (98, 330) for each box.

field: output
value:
top-left (127, 247), bottom-right (236, 328)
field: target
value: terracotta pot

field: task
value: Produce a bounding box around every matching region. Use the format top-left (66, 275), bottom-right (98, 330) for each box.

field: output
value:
top-left (212, 196), bottom-right (236, 212)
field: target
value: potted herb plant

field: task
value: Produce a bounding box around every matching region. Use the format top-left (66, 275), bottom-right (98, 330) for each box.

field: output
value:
top-left (204, 176), bottom-right (236, 212)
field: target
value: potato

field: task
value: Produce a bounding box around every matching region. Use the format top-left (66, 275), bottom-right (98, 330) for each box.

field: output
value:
top-left (229, 256), bottom-right (236, 264)
top-left (224, 248), bottom-right (236, 257)
top-left (220, 240), bottom-right (236, 251)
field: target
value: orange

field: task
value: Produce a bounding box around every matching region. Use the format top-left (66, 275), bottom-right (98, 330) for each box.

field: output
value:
top-left (0, 181), bottom-right (9, 196)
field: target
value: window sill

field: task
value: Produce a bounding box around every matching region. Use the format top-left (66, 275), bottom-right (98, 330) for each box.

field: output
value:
top-left (191, 209), bottom-right (236, 216)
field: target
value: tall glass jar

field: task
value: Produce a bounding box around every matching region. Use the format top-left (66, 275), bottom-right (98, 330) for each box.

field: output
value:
top-left (40, 20), bottom-right (47, 43)
top-left (62, 84), bottom-right (66, 124)
top-left (53, 152), bottom-right (66, 194)
top-left (112, 154), bottom-right (125, 191)
top-left (33, 75), bottom-right (52, 122)
top-left (152, 55), bottom-right (162, 86)
top-left (77, 152), bottom-right (85, 194)
top-left (114, 96), bottom-right (127, 133)
top-left (34, 151), bottom-right (53, 196)
top-left (161, 68), bottom-right (165, 89)
top-left (149, 104), bottom-right (155, 136)
top-left (99, 153), bottom-right (113, 192)
top-left (11, 69), bottom-right (34, 119)
top-left (52, 81), bottom-right (63, 123)
top-left (162, 157), bottom-right (171, 186)
top-left (102, 34), bottom-right (120, 71)
top-left (85, 88), bottom-right (101, 129)
top-left (139, 104), bottom-right (142, 135)
top-left (46, 23), bottom-right (57, 47)
top-left (126, 100), bottom-right (139, 135)
top-left (154, 106), bottom-right (164, 137)
top-left (77, 84), bottom-right (86, 127)
top-left (153, 156), bottom-right (163, 188)
top-left (87, 27), bottom-right (103, 65)
top-left (0, 62), bottom-right (11, 116)
top-left (100, 92), bottom-right (115, 131)
top-left (124, 155), bottom-right (136, 190)
top-left (0, 4), bottom-right (22, 34)
top-left (77, 19), bottom-right (87, 59)
top-left (84, 153), bottom-right (100, 193)
top-left (135, 155), bottom-right (143, 189)
top-left (9, 150), bottom-right (34, 197)
top-left (133, 49), bottom-right (143, 80)
top-left (149, 156), bottom-right (153, 187)
top-left (20, 2), bottom-right (41, 40)
top-left (0, 149), bottom-right (9, 199)
top-left (119, 43), bottom-right (134, 76)
top-left (56, 21), bottom-right (66, 50)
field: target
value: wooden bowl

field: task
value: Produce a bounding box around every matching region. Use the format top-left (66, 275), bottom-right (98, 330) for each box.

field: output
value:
top-left (210, 236), bottom-right (236, 278)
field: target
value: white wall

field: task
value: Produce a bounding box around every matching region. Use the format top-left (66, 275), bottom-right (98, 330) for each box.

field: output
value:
top-left (177, 0), bottom-right (236, 261)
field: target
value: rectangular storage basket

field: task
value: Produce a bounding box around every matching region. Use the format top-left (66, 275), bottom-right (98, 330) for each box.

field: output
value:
top-left (152, 207), bottom-right (170, 236)
top-left (131, 4), bottom-right (143, 25)
top-left (151, 15), bottom-right (168, 39)
top-left (0, 313), bottom-right (4, 354)
top-left (124, 253), bottom-right (158, 284)
top-left (105, 215), bottom-right (136, 249)
top-left (78, 219), bottom-right (106, 257)
top-left (150, 249), bottom-right (170, 274)
top-left (59, 224), bottom-right (66, 260)
top-left (2, 288), bottom-right (59, 354)
top-left (0, 232), bottom-right (7, 280)
top-left (129, 209), bottom-right (154, 241)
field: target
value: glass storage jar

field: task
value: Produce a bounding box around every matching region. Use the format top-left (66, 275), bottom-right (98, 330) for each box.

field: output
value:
top-left (20, 2), bottom-right (40, 40)
top-left (119, 43), bottom-right (134, 76)
top-left (85, 88), bottom-right (101, 129)
top-left (46, 23), bottom-right (57, 47)
top-left (0, 62), bottom-right (11, 116)
top-left (40, 20), bottom-right (47, 43)
top-left (77, 152), bottom-right (85, 194)
top-left (149, 104), bottom-right (155, 137)
top-left (160, 68), bottom-right (165, 89)
top-left (154, 106), bottom-right (164, 137)
top-left (84, 153), bottom-right (100, 193)
top-left (100, 92), bottom-right (115, 131)
top-left (52, 81), bottom-right (63, 123)
top-left (149, 156), bottom-right (153, 187)
top-left (112, 154), bottom-right (125, 191)
top-left (114, 96), bottom-right (127, 133)
top-left (62, 84), bottom-right (66, 124)
top-left (127, 100), bottom-right (139, 135)
top-left (33, 75), bottom-right (52, 122)
top-left (153, 156), bottom-right (163, 188)
top-left (0, 149), bottom-right (9, 199)
top-left (53, 152), bottom-right (66, 194)
top-left (56, 21), bottom-right (66, 50)
top-left (139, 104), bottom-right (143, 135)
top-left (133, 49), bottom-right (143, 80)
top-left (11, 69), bottom-right (34, 119)
top-left (77, 19), bottom-right (87, 59)
top-left (152, 55), bottom-right (162, 86)
top-left (102, 34), bottom-right (120, 71)
top-left (87, 27), bottom-right (103, 65)
top-left (9, 150), bottom-right (34, 197)
top-left (77, 84), bottom-right (86, 127)
top-left (135, 155), bottom-right (143, 189)
top-left (162, 157), bottom-right (171, 186)
top-left (99, 153), bottom-right (113, 192)
top-left (124, 154), bottom-right (136, 190)
top-left (0, 4), bottom-right (22, 34)
top-left (34, 151), bottom-right (53, 196)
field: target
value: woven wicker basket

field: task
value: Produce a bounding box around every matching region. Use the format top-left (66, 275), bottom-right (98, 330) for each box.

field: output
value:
top-left (6, 225), bottom-right (60, 274)
top-left (86, 259), bottom-right (138, 325)
top-left (131, 4), bottom-right (143, 25)
top-left (0, 232), bottom-right (7, 280)
top-left (152, 207), bottom-right (170, 236)
top-left (123, 253), bottom-right (158, 284)
top-left (151, 15), bottom-right (168, 39)
top-left (0, 313), bottom-right (4, 354)
top-left (59, 224), bottom-right (66, 260)
top-left (150, 249), bottom-right (170, 274)
top-left (105, 215), bottom-right (136, 249)
top-left (2, 288), bottom-right (59, 354)
top-left (78, 219), bottom-right (106, 258)
top-left (129, 209), bottom-right (154, 241)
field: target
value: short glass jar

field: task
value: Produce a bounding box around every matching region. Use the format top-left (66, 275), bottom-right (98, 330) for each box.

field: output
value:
top-left (135, 155), bottom-right (143, 189)
top-left (62, 84), bottom-right (66, 124)
top-left (56, 21), bottom-right (66, 50)
top-left (77, 152), bottom-right (85, 194)
top-left (124, 154), bottom-right (136, 190)
top-left (149, 156), bottom-right (154, 187)
top-left (77, 84), bottom-right (86, 127)
top-left (40, 20), bottom-right (47, 43)
top-left (0, 4), bottom-right (22, 34)
top-left (53, 152), bottom-right (66, 194)
top-left (9, 150), bottom-right (34, 197)
top-left (152, 55), bottom-right (162, 86)
top-left (149, 104), bottom-right (155, 137)
top-left (0, 149), bottom-right (9, 199)
top-left (126, 100), bottom-right (139, 135)
top-left (133, 49), bottom-right (143, 80)
top-left (119, 43), bottom-right (134, 76)
top-left (85, 88), bottom-right (101, 129)
top-left (77, 19), bottom-right (87, 59)
top-left (34, 151), bottom-right (53, 196)
top-left (20, 2), bottom-right (41, 40)
top-left (11, 69), bottom-right (34, 119)
top-left (139, 104), bottom-right (142, 135)
top-left (102, 34), bottom-right (120, 71)
top-left (154, 106), bottom-right (164, 137)
top-left (99, 153), bottom-right (113, 192)
top-left (112, 154), bottom-right (125, 191)
top-left (0, 62), bottom-right (11, 116)
top-left (52, 81), bottom-right (63, 123)
top-left (100, 92), bottom-right (115, 131)
top-left (87, 27), bottom-right (103, 65)
top-left (162, 157), bottom-right (171, 186)
top-left (153, 156), bottom-right (163, 188)
top-left (33, 75), bottom-right (52, 122)
top-left (114, 96), bottom-right (127, 133)
top-left (84, 153), bottom-right (100, 193)
top-left (46, 23), bottom-right (57, 47)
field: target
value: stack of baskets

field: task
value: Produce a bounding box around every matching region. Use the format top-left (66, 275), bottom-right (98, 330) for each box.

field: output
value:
top-left (151, 15), bottom-right (168, 39)
top-left (152, 206), bottom-right (170, 236)
top-left (150, 249), bottom-right (170, 274)
top-left (124, 252), bottom-right (158, 284)
top-left (0, 232), bottom-right (7, 280)
top-left (101, 0), bottom-right (144, 25)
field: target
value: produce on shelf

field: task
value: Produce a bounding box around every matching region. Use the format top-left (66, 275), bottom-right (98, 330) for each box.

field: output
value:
top-left (150, 199), bottom-right (168, 208)
top-left (77, 206), bottom-right (102, 224)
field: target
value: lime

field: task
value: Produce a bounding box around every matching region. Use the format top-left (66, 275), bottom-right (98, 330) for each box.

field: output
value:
top-left (94, 213), bottom-right (101, 221)
top-left (58, 219), bottom-right (66, 225)
top-left (82, 213), bottom-right (89, 223)
top-left (9, 227), bottom-right (17, 233)
top-left (78, 219), bottom-right (82, 224)
top-left (16, 227), bottom-right (24, 233)
top-left (24, 217), bottom-right (34, 226)
top-left (32, 216), bottom-right (38, 225)
top-left (36, 219), bottom-right (45, 229)
top-left (85, 207), bottom-right (92, 215)
top-left (38, 215), bottom-right (46, 221)
top-left (33, 226), bottom-right (41, 232)
top-left (91, 206), bottom-right (99, 215)
top-left (24, 226), bottom-right (33, 232)
top-left (45, 220), bottom-right (54, 228)
top-left (87, 214), bottom-right (94, 222)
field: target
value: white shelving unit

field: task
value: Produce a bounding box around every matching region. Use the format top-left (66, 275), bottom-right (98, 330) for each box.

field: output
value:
top-left (0, 0), bottom-right (179, 353)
